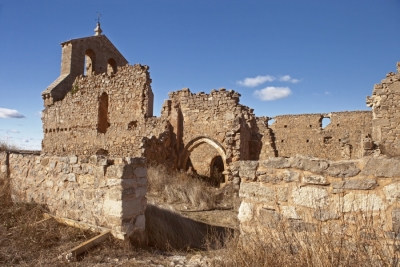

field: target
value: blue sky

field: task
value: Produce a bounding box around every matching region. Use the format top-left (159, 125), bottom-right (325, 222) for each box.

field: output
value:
top-left (0, 0), bottom-right (400, 150)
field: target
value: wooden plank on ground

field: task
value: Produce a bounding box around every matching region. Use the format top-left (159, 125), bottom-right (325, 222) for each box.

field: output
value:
top-left (65, 230), bottom-right (111, 262)
top-left (43, 213), bottom-right (109, 233)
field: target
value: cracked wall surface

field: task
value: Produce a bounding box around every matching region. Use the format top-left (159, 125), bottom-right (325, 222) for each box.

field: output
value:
top-left (367, 63), bottom-right (400, 156)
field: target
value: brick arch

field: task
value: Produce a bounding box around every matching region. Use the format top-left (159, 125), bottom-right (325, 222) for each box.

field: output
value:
top-left (179, 136), bottom-right (227, 174)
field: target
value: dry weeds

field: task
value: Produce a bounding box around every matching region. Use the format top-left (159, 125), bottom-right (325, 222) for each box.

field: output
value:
top-left (0, 140), bottom-right (19, 152)
top-left (148, 165), bottom-right (219, 210)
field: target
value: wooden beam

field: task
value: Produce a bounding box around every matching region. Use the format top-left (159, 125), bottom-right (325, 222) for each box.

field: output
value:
top-left (65, 230), bottom-right (111, 262)
top-left (43, 213), bottom-right (109, 233)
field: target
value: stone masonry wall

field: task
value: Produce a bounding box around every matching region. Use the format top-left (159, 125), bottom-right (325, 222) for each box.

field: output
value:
top-left (264, 111), bottom-right (372, 161)
top-left (367, 62), bottom-right (400, 156)
top-left (42, 64), bottom-right (160, 158)
top-left (6, 152), bottom-right (147, 239)
top-left (236, 156), bottom-right (400, 237)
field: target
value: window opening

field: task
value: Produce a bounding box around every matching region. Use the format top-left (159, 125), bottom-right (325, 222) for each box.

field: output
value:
top-left (321, 117), bottom-right (331, 129)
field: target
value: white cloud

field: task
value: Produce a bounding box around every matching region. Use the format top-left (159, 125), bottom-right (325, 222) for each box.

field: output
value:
top-left (35, 111), bottom-right (42, 117)
top-left (279, 75), bottom-right (300, 84)
top-left (253, 87), bottom-right (292, 101)
top-left (325, 91), bottom-right (330, 95)
top-left (0, 108), bottom-right (25, 118)
top-left (237, 75), bottom-right (276, 87)
top-left (7, 130), bottom-right (20, 134)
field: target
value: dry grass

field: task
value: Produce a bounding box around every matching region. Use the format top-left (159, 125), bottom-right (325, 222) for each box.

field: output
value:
top-left (0, 140), bottom-right (19, 152)
top-left (209, 214), bottom-right (400, 267)
top-left (148, 165), bottom-right (221, 210)
top-left (0, 179), bottom-right (148, 266)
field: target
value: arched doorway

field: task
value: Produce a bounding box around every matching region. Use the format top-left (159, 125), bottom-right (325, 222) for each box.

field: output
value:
top-left (179, 136), bottom-right (227, 186)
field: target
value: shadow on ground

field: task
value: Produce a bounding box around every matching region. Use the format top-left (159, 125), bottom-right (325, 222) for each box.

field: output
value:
top-left (145, 204), bottom-right (234, 251)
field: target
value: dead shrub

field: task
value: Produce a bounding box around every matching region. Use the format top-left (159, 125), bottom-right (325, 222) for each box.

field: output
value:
top-left (0, 140), bottom-right (19, 152)
top-left (148, 165), bottom-right (218, 210)
top-left (208, 212), bottom-right (400, 267)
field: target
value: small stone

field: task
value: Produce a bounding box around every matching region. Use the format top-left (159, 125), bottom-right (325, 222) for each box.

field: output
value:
top-left (332, 179), bottom-right (377, 190)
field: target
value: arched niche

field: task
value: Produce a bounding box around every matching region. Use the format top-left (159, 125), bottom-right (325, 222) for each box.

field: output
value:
top-left (85, 49), bottom-right (96, 76)
top-left (107, 58), bottom-right (117, 75)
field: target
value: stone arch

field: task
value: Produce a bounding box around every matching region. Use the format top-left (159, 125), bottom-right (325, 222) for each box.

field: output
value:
top-left (85, 49), bottom-right (96, 76)
top-left (179, 136), bottom-right (227, 183)
top-left (107, 58), bottom-right (117, 75)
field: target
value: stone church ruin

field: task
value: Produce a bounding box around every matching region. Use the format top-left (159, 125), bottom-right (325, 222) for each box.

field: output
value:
top-left (2, 24), bottom-right (400, 241)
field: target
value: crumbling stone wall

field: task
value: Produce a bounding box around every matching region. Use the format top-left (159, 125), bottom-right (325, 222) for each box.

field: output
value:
top-left (164, 88), bottom-right (260, 175)
top-left (236, 156), bottom-right (400, 236)
top-left (6, 152), bottom-right (147, 239)
top-left (367, 62), bottom-right (400, 156)
top-left (261, 111), bottom-right (372, 161)
top-left (42, 64), bottom-right (160, 158)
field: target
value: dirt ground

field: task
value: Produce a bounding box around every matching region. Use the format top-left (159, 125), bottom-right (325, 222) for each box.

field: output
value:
top-left (0, 183), bottom-right (237, 266)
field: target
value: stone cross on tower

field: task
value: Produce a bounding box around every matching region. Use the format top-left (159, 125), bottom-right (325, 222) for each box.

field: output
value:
top-left (94, 12), bottom-right (102, 36)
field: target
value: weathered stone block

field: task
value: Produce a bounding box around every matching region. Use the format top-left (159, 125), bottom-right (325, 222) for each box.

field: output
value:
top-left (384, 183), bottom-right (400, 204)
top-left (259, 171), bottom-right (283, 184)
top-left (289, 221), bottom-right (317, 232)
top-left (283, 170), bottom-right (300, 182)
top-left (292, 186), bottom-right (329, 208)
top-left (332, 179), bottom-right (377, 190)
top-left (259, 208), bottom-right (282, 228)
top-left (240, 161), bottom-right (258, 171)
top-left (392, 209), bottom-right (400, 233)
top-left (239, 182), bottom-right (276, 203)
top-left (281, 206), bottom-right (301, 220)
top-left (325, 162), bottom-right (360, 178)
top-left (67, 173), bottom-right (76, 182)
top-left (261, 157), bottom-right (290, 169)
top-left (0, 165), bottom-right (7, 173)
top-left (342, 193), bottom-right (386, 212)
top-left (303, 175), bottom-right (329, 185)
top-left (277, 187), bottom-right (288, 202)
top-left (69, 155), bottom-right (78, 164)
top-left (290, 156), bottom-right (329, 174)
top-left (313, 209), bottom-right (339, 221)
top-left (362, 157), bottom-right (400, 177)
top-left (239, 169), bottom-right (256, 181)
top-left (107, 165), bottom-right (134, 179)
top-left (238, 201), bottom-right (254, 223)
